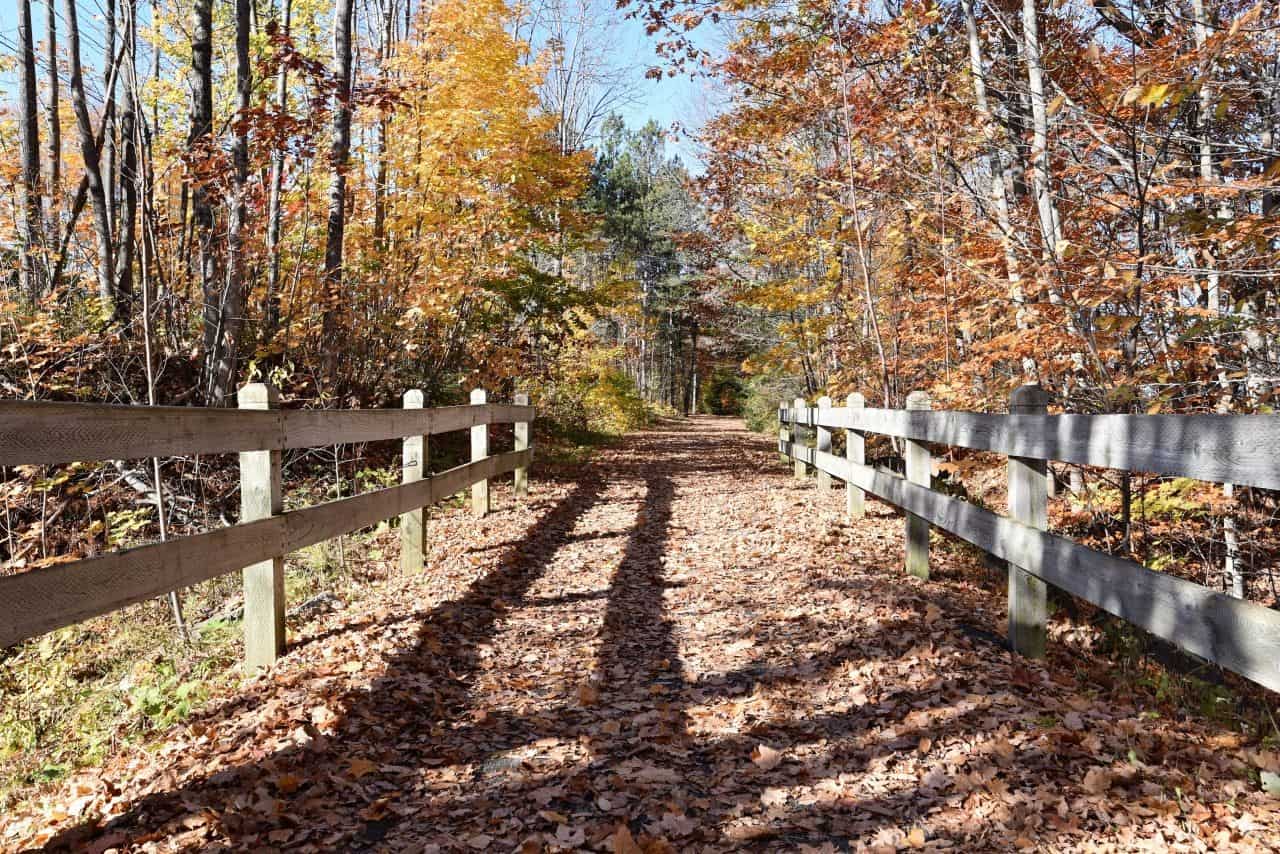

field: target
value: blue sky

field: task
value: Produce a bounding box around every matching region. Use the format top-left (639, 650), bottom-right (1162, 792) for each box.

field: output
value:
top-left (609, 8), bottom-right (719, 172)
top-left (0, 0), bottom-right (716, 170)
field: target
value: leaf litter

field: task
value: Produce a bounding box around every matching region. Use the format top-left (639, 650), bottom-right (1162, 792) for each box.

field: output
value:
top-left (3, 418), bottom-right (1280, 851)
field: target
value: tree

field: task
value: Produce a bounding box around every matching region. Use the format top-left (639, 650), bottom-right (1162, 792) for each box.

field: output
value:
top-left (17, 0), bottom-right (45, 301)
top-left (321, 0), bottom-right (356, 395)
top-left (64, 0), bottom-right (114, 311)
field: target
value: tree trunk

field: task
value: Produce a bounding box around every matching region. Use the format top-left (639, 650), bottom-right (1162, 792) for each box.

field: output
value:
top-left (190, 0), bottom-right (222, 402)
top-left (114, 1), bottom-right (139, 324)
top-left (17, 0), bottom-right (45, 302)
top-left (44, 0), bottom-right (60, 212)
top-left (210, 0), bottom-right (253, 404)
top-left (961, 0), bottom-right (1025, 332)
top-left (321, 0), bottom-right (356, 392)
top-left (64, 0), bottom-right (115, 309)
top-left (103, 0), bottom-right (118, 239)
top-left (1020, 0), bottom-right (1062, 265)
top-left (263, 0), bottom-right (293, 347)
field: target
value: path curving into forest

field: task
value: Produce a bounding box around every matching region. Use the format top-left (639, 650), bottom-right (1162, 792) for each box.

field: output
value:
top-left (7, 418), bottom-right (1279, 851)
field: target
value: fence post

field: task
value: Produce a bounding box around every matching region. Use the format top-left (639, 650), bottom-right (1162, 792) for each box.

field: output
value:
top-left (846, 392), bottom-right (866, 519)
top-left (400, 389), bottom-right (427, 572)
top-left (238, 383), bottom-right (285, 669)
top-left (514, 391), bottom-right (529, 500)
top-left (816, 395), bottom-right (833, 490)
top-left (904, 390), bottom-right (932, 580)
top-left (778, 399), bottom-right (790, 464)
top-left (793, 396), bottom-right (808, 480)
top-left (471, 387), bottom-right (490, 517)
top-left (1008, 384), bottom-right (1050, 657)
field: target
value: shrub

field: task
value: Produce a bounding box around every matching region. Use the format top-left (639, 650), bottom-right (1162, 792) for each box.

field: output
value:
top-left (742, 374), bottom-right (806, 433)
top-left (700, 368), bottom-right (745, 415)
top-left (584, 367), bottom-right (649, 434)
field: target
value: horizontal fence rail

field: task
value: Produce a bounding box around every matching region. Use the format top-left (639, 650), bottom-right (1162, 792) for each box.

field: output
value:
top-left (0, 400), bottom-right (535, 466)
top-left (791, 407), bottom-right (1280, 492)
top-left (779, 388), bottom-right (1280, 694)
top-left (0, 386), bottom-right (534, 666)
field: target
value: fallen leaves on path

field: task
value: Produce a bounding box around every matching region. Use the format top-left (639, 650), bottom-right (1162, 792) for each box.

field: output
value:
top-left (4, 419), bottom-right (1280, 851)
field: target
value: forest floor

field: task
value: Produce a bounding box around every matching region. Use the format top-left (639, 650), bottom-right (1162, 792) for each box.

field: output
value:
top-left (5, 417), bottom-right (1280, 852)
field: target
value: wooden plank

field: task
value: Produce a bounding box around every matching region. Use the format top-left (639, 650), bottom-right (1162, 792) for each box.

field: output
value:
top-left (513, 392), bottom-right (530, 500)
top-left (904, 392), bottom-right (931, 580)
top-left (795, 407), bottom-right (1280, 490)
top-left (281, 403), bottom-right (535, 448)
top-left (400, 390), bottom-right (428, 573)
top-left (816, 397), bottom-right (833, 491)
top-left (283, 451), bottom-right (529, 552)
top-left (0, 516), bottom-right (288, 648)
top-left (0, 401), bottom-right (537, 466)
top-left (846, 393), bottom-right (866, 519)
top-left (0, 449), bottom-right (531, 648)
top-left (239, 383), bottom-right (286, 669)
top-left (806, 447), bottom-right (1280, 694)
top-left (793, 398), bottom-right (809, 480)
top-left (471, 389), bottom-right (490, 517)
top-left (0, 400), bottom-right (283, 465)
top-left (1007, 385), bottom-right (1050, 658)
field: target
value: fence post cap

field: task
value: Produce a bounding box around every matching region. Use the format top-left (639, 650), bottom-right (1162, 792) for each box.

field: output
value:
top-left (514, 391), bottom-right (529, 405)
top-left (818, 395), bottom-right (832, 407)
top-left (403, 388), bottom-right (424, 406)
top-left (846, 392), bottom-right (865, 407)
top-left (1010, 384), bottom-right (1050, 412)
top-left (905, 390), bottom-right (931, 410)
top-left (237, 383), bottom-right (279, 407)
top-left (470, 387), bottom-right (487, 403)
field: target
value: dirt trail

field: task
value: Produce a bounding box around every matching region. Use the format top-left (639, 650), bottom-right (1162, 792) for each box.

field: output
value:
top-left (7, 418), bottom-right (1279, 851)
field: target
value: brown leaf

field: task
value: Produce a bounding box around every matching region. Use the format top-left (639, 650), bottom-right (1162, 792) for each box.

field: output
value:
top-left (347, 758), bottom-right (377, 779)
top-left (274, 773), bottom-right (301, 794)
top-left (1082, 766), bottom-right (1112, 795)
top-left (751, 743), bottom-right (783, 771)
top-left (611, 825), bottom-right (643, 854)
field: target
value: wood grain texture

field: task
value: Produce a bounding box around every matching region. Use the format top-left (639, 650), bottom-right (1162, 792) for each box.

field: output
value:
top-left (816, 397), bottom-right (833, 491)
top-left (471, 389), bottom-right (490, 517)
top-left (0, 400), bottom-right (283, 464)
top-left (513, 392), bottom-right (529, 500)
top-left (238, 383), bottom-right (286, 669)
top-left (904, 392), bottom-right (931, 581)
top-left (0, 401), bottom-right (536, 465)
top-left (400, 390), bottom-right (427, 574)
top-left (845, 394), bottom-right (866, 520)
top-left (793, 398), bottom-right (809, 480)
top-left (780, 441), bottom-right (1280, 693)
top-left (1007, 385), bottom-right (1050, 659)
top-left (781, 406), bottom-right (1280, 489)
top-left (0, 450), bottom-right (531, 648)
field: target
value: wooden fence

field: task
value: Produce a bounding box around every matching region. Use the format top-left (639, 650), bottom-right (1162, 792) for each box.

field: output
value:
top-left (779, 386), bottom-right (1280, 694)
top-left (0, 385), bottom-right (534, 668)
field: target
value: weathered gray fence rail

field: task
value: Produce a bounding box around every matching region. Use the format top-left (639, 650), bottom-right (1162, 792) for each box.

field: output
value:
top-left (0, 385), bottom-right (534, 667)
top-left (779, 386), bottom-right (1280, 694)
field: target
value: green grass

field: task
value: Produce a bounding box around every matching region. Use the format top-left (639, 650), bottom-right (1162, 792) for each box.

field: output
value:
top-left (0, 521), bottom-right (396, 812)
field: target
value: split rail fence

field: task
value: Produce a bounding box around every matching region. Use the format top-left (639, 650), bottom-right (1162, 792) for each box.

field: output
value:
top-left (779, 386), bottom-right (1280, 694)
top-left (0, 385), bottom-right (534, 668)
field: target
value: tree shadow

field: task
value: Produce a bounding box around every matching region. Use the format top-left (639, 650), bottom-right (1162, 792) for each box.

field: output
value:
top-left (40, 476), bottom-right (607, 851)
